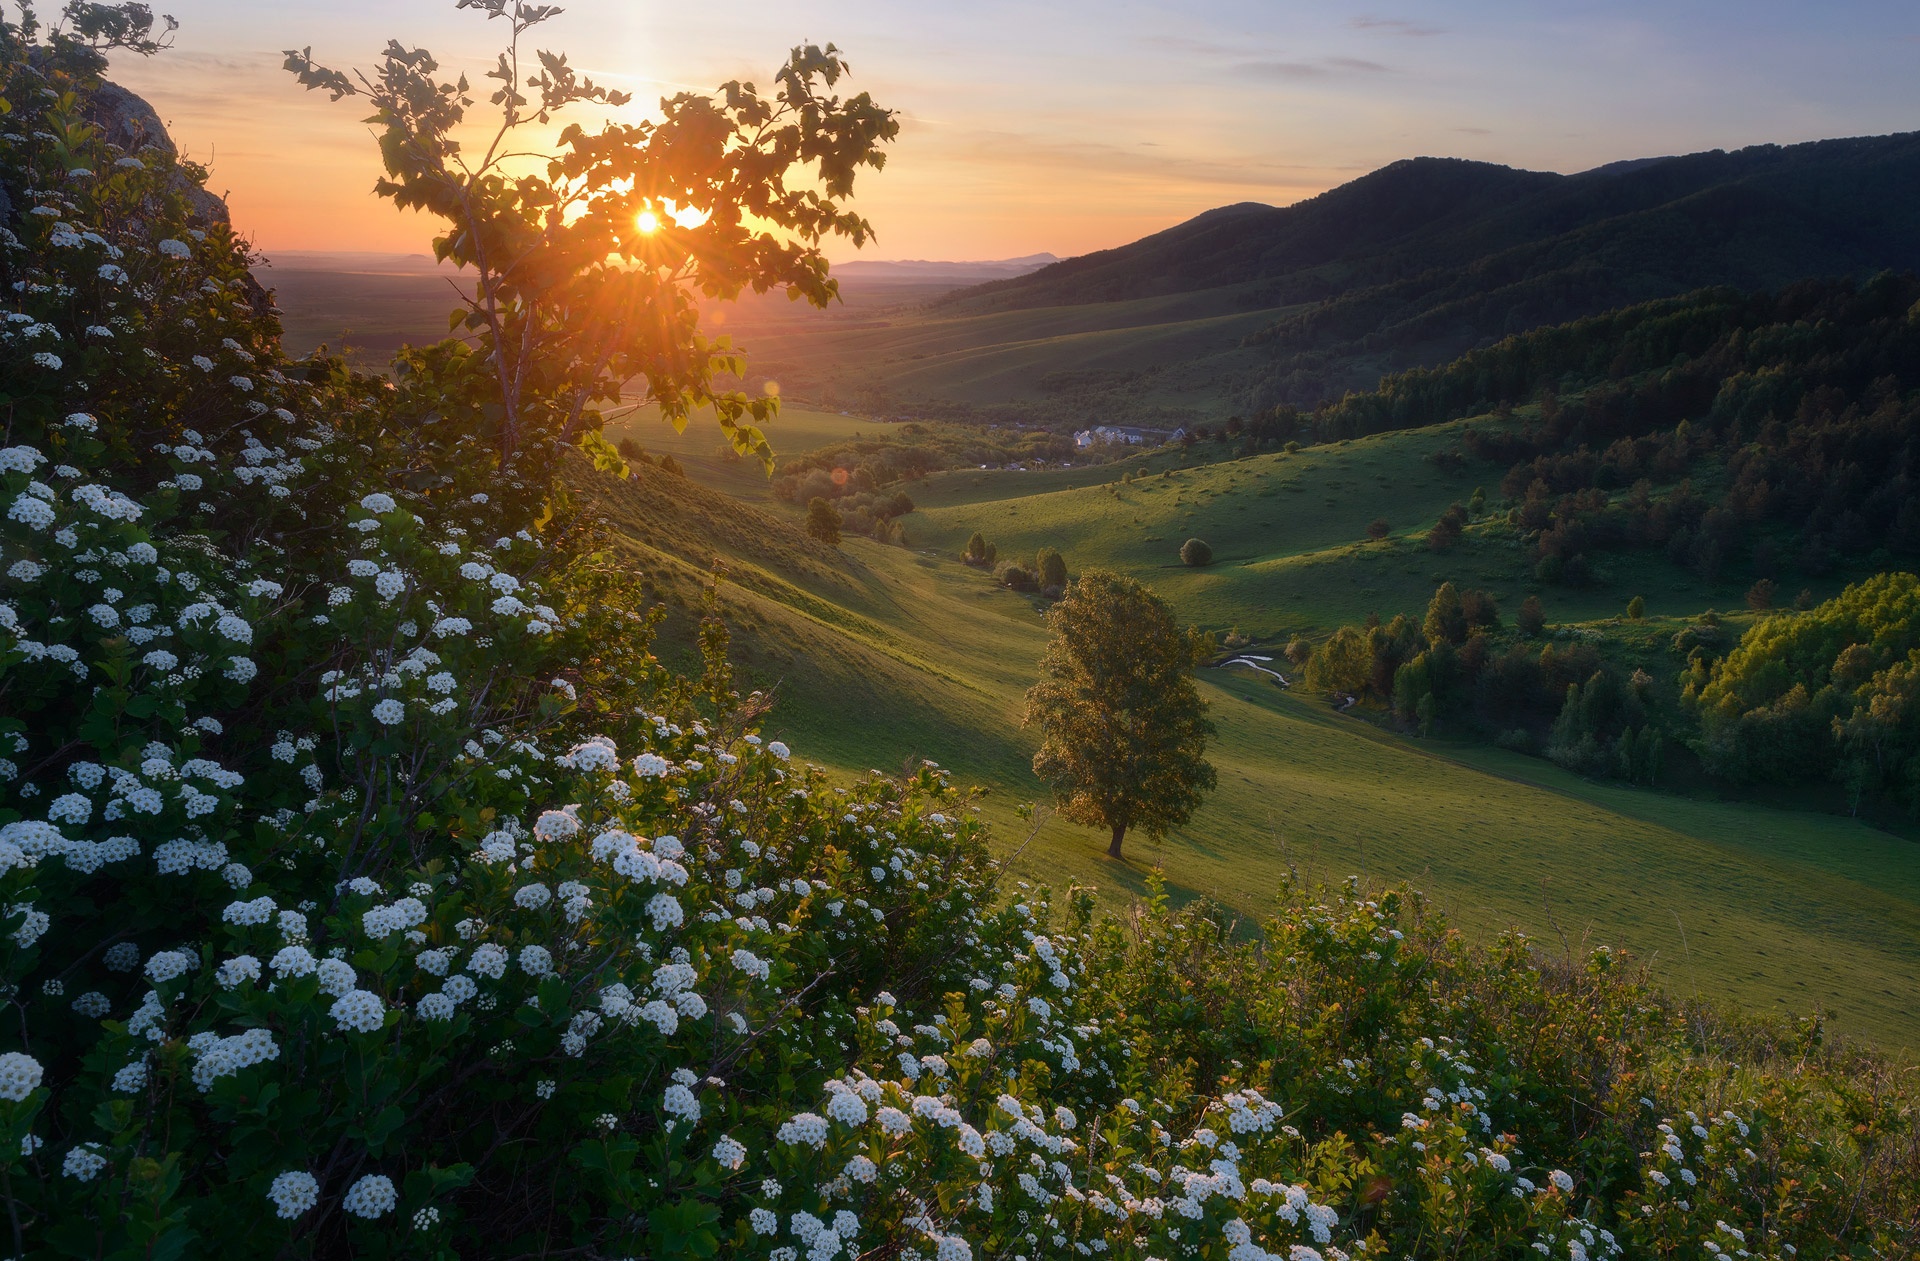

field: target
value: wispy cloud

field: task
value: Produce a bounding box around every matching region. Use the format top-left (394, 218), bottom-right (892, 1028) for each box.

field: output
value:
top-left (1351, 16), bottom-right (1446, 37)
top-left (1232, 57), bottom-right (1391, 81)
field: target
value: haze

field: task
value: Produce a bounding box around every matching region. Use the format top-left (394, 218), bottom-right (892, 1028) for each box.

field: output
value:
top-left (106, 0), bottom-right (1920, 263)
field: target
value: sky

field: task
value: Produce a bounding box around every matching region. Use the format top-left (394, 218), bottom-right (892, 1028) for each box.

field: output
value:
top-left (103, 0), bottom-right (1920, 264)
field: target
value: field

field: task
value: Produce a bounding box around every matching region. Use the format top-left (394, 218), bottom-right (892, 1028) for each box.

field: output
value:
top-left (272, 265), bottom-right (1920, 1050)
top-left (576, 440), bottom-right (1920, 1048)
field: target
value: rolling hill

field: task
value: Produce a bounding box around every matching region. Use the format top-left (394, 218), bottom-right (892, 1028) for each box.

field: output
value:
top-left (727, 131), bottom-right (1920, 426)
top-left (591, 412), bottom-right (1920, 1047)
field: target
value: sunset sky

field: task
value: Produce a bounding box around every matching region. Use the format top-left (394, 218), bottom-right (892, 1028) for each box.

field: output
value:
top-left (105, 0), bottom-right (1920, 265)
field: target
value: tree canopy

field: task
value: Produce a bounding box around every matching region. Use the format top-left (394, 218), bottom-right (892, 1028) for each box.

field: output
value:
top-left (285, 0), bottom-right (898, 473)
top-left (1024, 571), bottom-right (1216, 858)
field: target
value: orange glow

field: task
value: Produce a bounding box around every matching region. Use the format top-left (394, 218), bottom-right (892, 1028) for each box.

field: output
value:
top-left (666, 202), bottom-right (710, 229)
top-left (635, 208), bottom-right (661, 234)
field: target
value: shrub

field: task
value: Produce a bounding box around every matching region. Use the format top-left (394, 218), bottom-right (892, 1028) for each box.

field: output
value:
top-left (805, 496), bottom-right (843, 546)
top-left (996, 562), bottom-right (1037, 592)
top-left (1626, 595), bottom-right (1646, 620)
top-left (1495, 727), bottom-right (1537, 754)
top-left (1427, 503), bottom-right (1467, 552)
top-left (1366, 517), bottom-right (1391, 540)
top-left (1746, 578), bottom-right (1777, 611)
top-left (1035, 546), bottom-right (1068, 591)
top-left (1518, 595), bottom-right (1548, 638)
top-left (1180, 537), bottom-right (1213, 566)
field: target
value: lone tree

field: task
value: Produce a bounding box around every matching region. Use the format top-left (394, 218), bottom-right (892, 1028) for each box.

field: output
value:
top-left (1024, 570), bottom-right (1217, 859)
top-left (806, 496), bottom-right (842, 545)
top-left (1180, 537), bottom-right (1213, 566)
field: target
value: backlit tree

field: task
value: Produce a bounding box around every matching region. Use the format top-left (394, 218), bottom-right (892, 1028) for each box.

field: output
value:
top-left (1024, 571), bottom-right (1216, 859)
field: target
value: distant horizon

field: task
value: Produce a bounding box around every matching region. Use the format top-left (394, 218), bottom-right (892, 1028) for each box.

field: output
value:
top-left (106, 0), bottom-right (1920, 262)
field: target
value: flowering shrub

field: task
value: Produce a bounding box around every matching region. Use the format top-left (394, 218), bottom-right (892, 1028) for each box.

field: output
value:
top-left (1, 8), bottom-right (1917, 1260)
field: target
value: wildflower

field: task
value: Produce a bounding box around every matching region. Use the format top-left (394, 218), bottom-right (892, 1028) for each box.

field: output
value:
top-left (713, 1135), bottom-right (747, 1169)
top-left (63, 1145), bottom-right (108, 1181)
top-left (265, 1170), bottom-right (320, 1219)
top-left (270, 945), bottom-right (317, 978)
top-left (145, 950), bottom-right (191, 984)
top-left (1549, 1169), bottom-right (1574, 1193)
top-left (330, 990), bottom-right (386, 1033)
top-left (371, 699), bottom-right (406, 726)
top-left (825, 1089), bottom-right (868, 1126)
top-left (215, 956), bottom-right (262, 989)
top-left (777, 1112), bottom-right (829, 1147)
top-left (533, 810), bottom-right (579, 842)
top-left (416, 993), bottom-right (456, 1021)
top-left (359, 492), bottom-right (397, 514)
top-left (0, 1052), bottom-right (43, 1100)
top-left (343, 1174), bottom-right (397, 1218)
top-left (663, 1083), bottom-right (701, 1121)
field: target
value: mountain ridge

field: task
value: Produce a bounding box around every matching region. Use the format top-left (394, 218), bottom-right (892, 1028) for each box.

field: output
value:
top-left (948, 131), bottom-right (1920, 320)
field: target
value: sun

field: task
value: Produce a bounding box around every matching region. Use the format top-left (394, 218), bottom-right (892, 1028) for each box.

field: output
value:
top-left (635, 208), bottom-right (661, 235)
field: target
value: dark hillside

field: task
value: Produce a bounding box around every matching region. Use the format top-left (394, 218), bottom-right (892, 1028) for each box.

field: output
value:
top-left (937, 131), bottom-right (1920, 411)
top-left (959, 133), bottom-right (1920, 315)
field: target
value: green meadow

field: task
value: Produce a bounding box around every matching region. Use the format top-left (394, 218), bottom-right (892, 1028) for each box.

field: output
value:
top-left (579, 415), bottom-right (1920, 1047)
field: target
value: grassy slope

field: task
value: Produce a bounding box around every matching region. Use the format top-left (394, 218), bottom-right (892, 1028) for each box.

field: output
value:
top-left (720, 286), bottom-right (1286, 422)
top-left (577, 447), bottom-right (1920, 1047)
top-left (907, 417), bottom-right (1861, 635)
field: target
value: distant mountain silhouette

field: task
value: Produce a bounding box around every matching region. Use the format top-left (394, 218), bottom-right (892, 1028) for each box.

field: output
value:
top-left (939, 132), bottom-right (1920, 410)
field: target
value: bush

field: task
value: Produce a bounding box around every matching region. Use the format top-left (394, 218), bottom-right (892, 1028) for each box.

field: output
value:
top-left (1495, 727), bottom-right (1537, 754)
top-left (1518, 595), bottom-right (1548, 638)
top-left (1180, 537), bottom-right (1213, 566)
top-left (1427, 503), bottom-right (1467, 552)
top-left (1366, 517), bottom-right (1391, 541)
top-left (806, 496), bottom-right (843, 546)
top-left (996, 562), bottom-right (1038, 592)
top-left (1035, 546), bottom-right (1068, 591)
top-left (1626, 595), bottom-right (1646, 620)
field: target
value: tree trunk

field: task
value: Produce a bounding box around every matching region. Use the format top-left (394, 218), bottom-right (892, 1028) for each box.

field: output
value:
top-left (1107, 823), bottom-right (1126, 859)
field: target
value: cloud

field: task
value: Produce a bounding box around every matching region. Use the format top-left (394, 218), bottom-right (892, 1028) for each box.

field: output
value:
top-left (1231, 57), bottom-right (1391, 81)
top-left (1350, 16), bottom-right (1446, 37)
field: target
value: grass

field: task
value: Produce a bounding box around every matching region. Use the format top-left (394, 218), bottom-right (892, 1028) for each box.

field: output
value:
top-left (604, 402), bottom-right (885, 502)
top-left (575, 451), bottom-right (1920, 1048)
top-left (274, 258), bottom-right (1920, 1051)
top-left (907, 419), bottom-right (1860, 636)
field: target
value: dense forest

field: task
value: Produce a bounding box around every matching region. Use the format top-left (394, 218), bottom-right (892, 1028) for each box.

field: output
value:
top-left (1274, 275), bottom-right (1920, 586)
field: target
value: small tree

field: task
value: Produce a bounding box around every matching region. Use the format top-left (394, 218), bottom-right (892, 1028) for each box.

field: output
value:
top-left (1036, 546), bottom-right (1068, 592)
top-left (1180, 537), bottom-right (1213, 567)
top-left (1461, 587), bottom-right (1500, 630)
top-left (806, 496), bottom-right (842, 545)
top-left (1627, 595), bottom-right (1646, 620)
top-left (1423, 581), bottom-right (1468, 645)
top-left (1518, 594), bottom-right (1547, 638)
top-left (1025, 571), bottom-right (1217, 859)
top-left (1747, 578), bottom-right (1777, 611)
top-left (287, 3), bottom-right (898, 472)
top-left (1427, 504), bottom-right (1467, 552)
top-left (965, 531), bottom-right (991, 566)
top-left (1366, 518), bottom-right (1391, 541)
